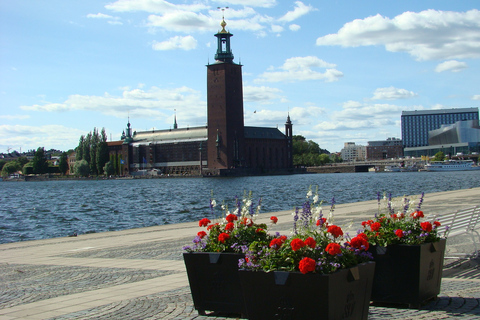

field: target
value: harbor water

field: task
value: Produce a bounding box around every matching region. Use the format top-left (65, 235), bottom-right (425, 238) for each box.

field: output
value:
top-left (1, 171), bottom-right (479, 244)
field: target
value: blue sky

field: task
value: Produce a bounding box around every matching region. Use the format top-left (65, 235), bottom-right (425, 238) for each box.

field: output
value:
top-left (1, 0), bottom-right (479, 154)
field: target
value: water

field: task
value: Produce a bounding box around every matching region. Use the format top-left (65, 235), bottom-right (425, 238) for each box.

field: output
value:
top-left (1, 171), bottom-right (479, 244)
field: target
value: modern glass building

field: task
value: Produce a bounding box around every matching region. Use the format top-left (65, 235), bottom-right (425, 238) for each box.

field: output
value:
top-left (401, 108), bottom-right (479, 148)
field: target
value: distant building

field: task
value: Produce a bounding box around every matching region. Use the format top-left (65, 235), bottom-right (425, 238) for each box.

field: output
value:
top-left (366, 138), bottom-right (403, 160)
top-left (404, 119), bottom-right (480, 157)
top-left (110, 18), bottom-right (293, 176)
top-left (340, 142), bottom-right (366, 162)
top-left (401, 108), bottom-right (479, 148)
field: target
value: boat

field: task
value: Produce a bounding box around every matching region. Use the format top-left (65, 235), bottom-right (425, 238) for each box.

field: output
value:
top-left (424, 160), bottom-right (480, 172)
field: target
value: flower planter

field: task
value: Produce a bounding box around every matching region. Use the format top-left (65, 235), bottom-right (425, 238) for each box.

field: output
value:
top-left (238, 262), bottom-right (375, 320)
top-left (368, 239), bottom-right (446, 307)
top-left (183, 252), bottom-right (246, 316)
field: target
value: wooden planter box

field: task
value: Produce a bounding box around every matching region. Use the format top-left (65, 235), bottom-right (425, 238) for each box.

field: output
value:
top-left (369, 239), bottom-right (446, 307)
top-left (183, 252), bottom-right (246, 317)
top-left (238, 262), bottom-right (375, 320)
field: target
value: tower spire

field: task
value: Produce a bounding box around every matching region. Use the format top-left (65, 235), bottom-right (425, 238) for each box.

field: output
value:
top-left (173, 109), bottom-right (178, 129)
top-left (214, 7), bottom-right (234, 63)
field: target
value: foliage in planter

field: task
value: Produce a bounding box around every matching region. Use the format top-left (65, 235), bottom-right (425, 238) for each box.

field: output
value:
top-left (240, 187), bottom-right (373, 274)
top-left (183, 191), bottom-right (276, 253)
top-left (360, 192), bottom-right (443, 247)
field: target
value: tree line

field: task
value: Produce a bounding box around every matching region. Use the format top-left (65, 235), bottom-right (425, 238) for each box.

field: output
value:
top-left (74, 128), bottom-right (112, 177)
top-left (0, 147), bottom-right (69, 177)
top-left (292, 135), bottom-right (342, 167)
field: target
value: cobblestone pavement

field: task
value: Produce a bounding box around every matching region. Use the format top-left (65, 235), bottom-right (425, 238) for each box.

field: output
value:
top-left (1, 187), bottom-right (479, 320)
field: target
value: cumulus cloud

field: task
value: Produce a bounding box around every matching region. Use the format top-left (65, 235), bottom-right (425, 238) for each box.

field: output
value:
top-left (472, 95), bottom-right (480, 100)
top-left (316, 9), bottom-right (480, 61)
top-left (255, 56), bottom-right (343, 83)
top-left (105, 0), bottom-right (208, 14)
top-left (278, 1), bottom-right (315, 22)
top-left (147, 11), bottom-right (214, 33)
top-left (289, 24), bottom-right (300, 31)
top-left (152, 35), bottom-right (197, 50)
top-left (212, 0), bottom-right (277, 8)
top-left (243, 86), bottom-right (283, 103)
top-left (0, 124), bottom-right (86, 151)
top-left (372, 87), bottom-right (417, 100)
top-left (435, 60), bottom-right (468, 72)
top-left (331, 100), bottom-right (408, 122)
top-left (20, 86), bottom-right (206, 123)
top-left (87, 12), bottom-right (122, 24)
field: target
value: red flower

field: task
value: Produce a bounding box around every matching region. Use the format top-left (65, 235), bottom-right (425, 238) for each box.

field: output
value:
top-left (370, 222), bottom-right (381, 232)
top-left (316, 217), bottom-right (327, 226)
top-left (207, 223), bottom-right (218, 231)
top-left (411, 210), bottom-right (424, 219)
top-left (357, 233), bottom-right (368, 240)
top-left (350, 236), bottom-right (369, 251)
top-left (299, 257), bottom-right (316, 274)
top-left (225, 222), bottom-right (235, 231)
top-left (304, 237), bottom-right (316, 249)
top-left (226, 213), bottom-right (238, 223)
top-left (325, 242), bottom-right (342, 256)
top-left (269, 238), bottom-right (283, 249)
top-left (434, 221), bottom-right (441, 227)
top-left (290, 238), bottom-right (306, 251)
top-left (197, 231), bottom-right (207, 238)
top-left (218, 232), bottom-right (230, 243)
top-left (241, 217), bottom-right (253, 226)
top-left (395, 229), bottom-right (404, 238)
top-left (362, 220), bottom-right (373, 227)
top-left (421, 221), bottom-right (432, 232)
top-left (256, 228), bottom-right (264, 233)
top-left (199, 218), bottom-right (211, 227)
top-left (327, 225), bottom-right (343, 238)
top-left (279, 235), bottom-right (287, 242)
top-left (270, 216), bottom-right (278, 224)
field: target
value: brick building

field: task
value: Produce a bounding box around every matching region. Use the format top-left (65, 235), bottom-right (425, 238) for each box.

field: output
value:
top-left (110, 18), bottom-right (293, 176)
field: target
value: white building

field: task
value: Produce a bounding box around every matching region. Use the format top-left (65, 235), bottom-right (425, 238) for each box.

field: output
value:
top-left (341, 142), bottom-right (366, 162)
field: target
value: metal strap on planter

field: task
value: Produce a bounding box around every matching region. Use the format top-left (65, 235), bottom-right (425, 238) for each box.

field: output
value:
top-left (437, 205), bottom-right (480, 259)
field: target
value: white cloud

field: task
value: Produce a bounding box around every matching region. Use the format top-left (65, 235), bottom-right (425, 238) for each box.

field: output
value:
top-left (289, 24), bottom-right (300, 31)
top-left (212, 0), bottom-right (277, 8)
top-left (20, 86), bottom-right (206, 124)
top-left (243, 86), bottom-right (283, 103)
top-left (316, 9), bottom-right (480, 61)
top-left (0, 124), bottom-right (86, 151)
top-left (435, 60), bottom-right (468, 73)
top-left (271, 25), bottom-right (283, 33)
top-left (372, 87), bottom-right (417, 100)
top-left (472, 95), bottom-right (480, 100)
top-left (278, 1), bottom-right (315, 22)
top-left (147, 11), bottom-right (214, 33)
top-left (87, 13), bottom-right (115, 19)
top-left (152, 35), bottom-right (197, 50)
top-left (255, 56), bottom-right (343, 83)
top-left (105, 0), bottom-right (208, 14)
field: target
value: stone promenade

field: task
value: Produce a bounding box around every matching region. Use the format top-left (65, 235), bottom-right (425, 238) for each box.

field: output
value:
top-left (1, 187), bottom-right (480, 319)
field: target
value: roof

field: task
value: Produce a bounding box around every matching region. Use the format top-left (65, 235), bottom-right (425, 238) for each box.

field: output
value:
top-left (402, 107), bottom-right (479, 116)
top-left (244, 126), bottom-right (286, 140)
top-left (130, 126), bottom-right (208, 146)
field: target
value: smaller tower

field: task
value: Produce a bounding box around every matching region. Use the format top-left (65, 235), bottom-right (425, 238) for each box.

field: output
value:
top-left (173, 110), bottom-right (178, 129)
top-left (214, 16), bottom-right (234, 63)
top-left (285, 114), bottom-right (293, 168)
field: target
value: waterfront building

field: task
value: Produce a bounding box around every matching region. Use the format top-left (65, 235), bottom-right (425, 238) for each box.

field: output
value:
top-left (340, 142), bottom-right (366, 162)
top-left (109, 18), bottom-right (293, 176)
top-left (366, 137), bottom-right (403, 160)
top-left (401, 108), bottom-right (479, 148)
top-left (404, 119), bottom-right (480, 158)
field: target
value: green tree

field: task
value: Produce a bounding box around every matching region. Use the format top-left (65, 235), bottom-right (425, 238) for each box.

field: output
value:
top-left (74, 159), bottom-right (90, 177)
top-left (76, 135), bottom-right (85, 160)
top-left (1, 161), bottom-right (21, 177)
top-left (318, 153), bottom-right (331, 165)
top-left (32, 147), bottom-right (49, 174)
top-left (96, 128), bottom-right (109, 175)
top-left (432, 151), bottom-right (445, 162)
top-left (0, 159), bottom-right (7, 171)
top-left (59, 152), bottom-right (69, 175)
top-left (16, 156), bottom-right (29, 167)
top-left (103, 161), bottom-right (115, 176)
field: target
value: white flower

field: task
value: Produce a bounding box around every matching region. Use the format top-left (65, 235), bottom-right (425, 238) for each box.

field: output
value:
top-left (313, 195), bottom-right (319, 204)
top-left (210, 199), bottom-right (217, 207)
top-left (307, 190), bottom-right (313, 198)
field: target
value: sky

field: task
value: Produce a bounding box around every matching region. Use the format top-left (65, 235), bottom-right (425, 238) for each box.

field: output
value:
top-left (1, 0), bottom-right (480, 154)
